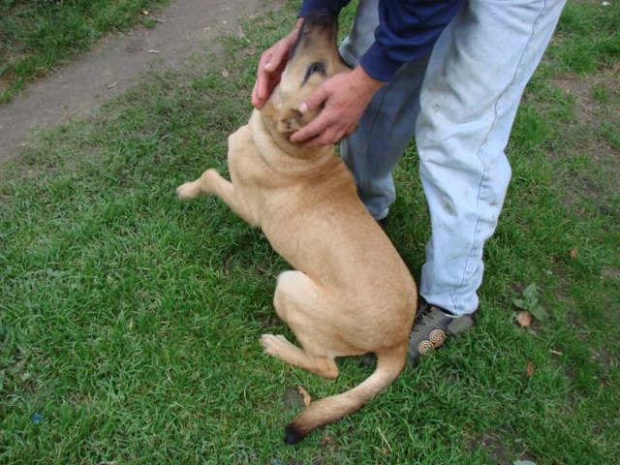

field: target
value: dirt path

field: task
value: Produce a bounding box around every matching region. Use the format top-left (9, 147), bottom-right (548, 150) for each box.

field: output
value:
top-left (0, 0), bottom-right (269, 162)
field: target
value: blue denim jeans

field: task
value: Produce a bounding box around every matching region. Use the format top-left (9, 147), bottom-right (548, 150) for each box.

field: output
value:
top-left (339, 0), bottom-right (566, 315)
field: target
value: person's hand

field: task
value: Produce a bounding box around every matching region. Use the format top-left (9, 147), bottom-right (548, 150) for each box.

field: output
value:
top-left (290, 66), bottom-right (383, 147)
top-left (252, 19), bottom-right (304, 109)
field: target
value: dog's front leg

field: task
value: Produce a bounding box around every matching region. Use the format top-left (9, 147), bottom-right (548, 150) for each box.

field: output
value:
top-left (177, 169), bottom-right (257, 225)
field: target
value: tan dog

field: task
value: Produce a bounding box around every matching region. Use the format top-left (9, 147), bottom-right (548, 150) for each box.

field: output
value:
top-left (177, 12), bottom-right (416, 444)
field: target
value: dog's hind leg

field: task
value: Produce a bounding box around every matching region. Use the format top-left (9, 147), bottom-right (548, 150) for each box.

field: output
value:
top-left (260, 271), bottom-right (344, 380)
top-left (177, 169), bottom-right (257, 225)
top-left (260, 334), bottom-right (339, 379)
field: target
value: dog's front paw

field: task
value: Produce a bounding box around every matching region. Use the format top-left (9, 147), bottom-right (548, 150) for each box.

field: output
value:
top-left (176, 180), bottom-right (203, 200)
top-left (176, 169), bottom-right (220, 200)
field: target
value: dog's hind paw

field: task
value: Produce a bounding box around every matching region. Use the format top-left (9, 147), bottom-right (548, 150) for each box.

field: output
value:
top-left (260, 334), bottom-right (294, 358)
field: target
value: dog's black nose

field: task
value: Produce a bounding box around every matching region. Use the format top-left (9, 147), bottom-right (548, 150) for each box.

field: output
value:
top-left (302, 10), bottom-right (339, 31)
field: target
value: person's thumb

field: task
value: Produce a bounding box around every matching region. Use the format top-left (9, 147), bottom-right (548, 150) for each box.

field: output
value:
top-left (299, 84), bottom-right (330, 114)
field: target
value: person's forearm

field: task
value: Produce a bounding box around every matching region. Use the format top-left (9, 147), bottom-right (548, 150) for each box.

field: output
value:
top-left (350, 66), bottom-right (384, 96)
top-left (360, 0), bottom-right (465, 82)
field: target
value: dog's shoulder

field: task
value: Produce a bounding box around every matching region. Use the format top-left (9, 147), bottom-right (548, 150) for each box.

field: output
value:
top-left (227, 123), bottom-right (253, 153)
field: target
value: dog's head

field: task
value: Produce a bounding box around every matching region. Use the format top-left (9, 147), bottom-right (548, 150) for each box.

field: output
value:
top-left (264, 11), bottom-right (349, 135)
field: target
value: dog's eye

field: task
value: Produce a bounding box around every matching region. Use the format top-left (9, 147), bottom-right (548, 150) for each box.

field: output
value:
top-left (303, 61), bottom-right (327, 84)
top-left (308, 62), bottom-right (326, 75)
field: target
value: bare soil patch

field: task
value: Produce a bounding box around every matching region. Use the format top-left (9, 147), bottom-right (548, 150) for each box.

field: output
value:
top-left (547, 70), bottom-right (620, 207)
top-left (0, 0), bottom-right (272, 162)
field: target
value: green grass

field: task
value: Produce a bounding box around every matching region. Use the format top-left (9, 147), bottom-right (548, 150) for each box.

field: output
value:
top-left (1, 1), bottom-right (619, 464)
top-left (550, 0), bottom-right (620, 73)
top-left (0, 0), bottom-right (168, 102)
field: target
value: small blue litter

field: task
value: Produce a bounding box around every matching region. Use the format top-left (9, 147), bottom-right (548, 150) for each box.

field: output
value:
top-left (31, 413), bottom-right (43, 424)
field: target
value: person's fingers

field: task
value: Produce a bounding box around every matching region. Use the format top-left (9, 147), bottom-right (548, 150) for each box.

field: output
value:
top-left (266, 26), bottom-right (299, 72)
top-left (263, 55), bottom-right (279, 72)
top-left (256, 58), bottom-right (272, 101)
top-left (302, 128), bottom-right (342, 148)
top-left (253, 26), bottom-right (301, 108)
top-left (256, 42), bottom-right (290, 102)
top-left (300, 134), bottom-right (324, 148)
top-left (299, 83), bottom-right (330, 115)
top-left (344, 124), bottom-right (357, 137)
top-left (290, 114), bottom-right (332, 143)
top-left (290, 85), bottom-right (333, 142)
top-left (304, 124), bottom-right (347, 148)
top-left (253, 76), bottom-right (276, 109)
top-left (266, 38), bottom-right (291, 70)
top-left (251, 79), bottom-right (260, 108)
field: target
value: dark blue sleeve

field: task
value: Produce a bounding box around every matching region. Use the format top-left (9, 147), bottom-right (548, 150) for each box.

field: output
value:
top-left (299, 0), bottom-right (351, 16)
top-left (360, 0), bottom-right (465, 82)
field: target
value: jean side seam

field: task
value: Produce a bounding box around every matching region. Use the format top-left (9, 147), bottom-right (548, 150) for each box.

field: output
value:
top-left (451, 0), bottom-right (548, 313)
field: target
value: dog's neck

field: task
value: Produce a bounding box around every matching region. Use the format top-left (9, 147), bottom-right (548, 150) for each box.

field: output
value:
top-left (251, 109), bottom-right (334, 175)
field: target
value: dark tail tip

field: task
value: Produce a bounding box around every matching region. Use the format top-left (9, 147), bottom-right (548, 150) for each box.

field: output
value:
top-left (283, 424), bottom-right (305, 445)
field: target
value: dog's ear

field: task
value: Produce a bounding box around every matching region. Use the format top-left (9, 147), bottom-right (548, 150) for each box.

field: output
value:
top-left (277, 107), bottom-right (304, 134)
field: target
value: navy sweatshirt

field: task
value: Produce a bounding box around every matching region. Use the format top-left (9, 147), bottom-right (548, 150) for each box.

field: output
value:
top-left (299, 0), bottom-right (465, 82)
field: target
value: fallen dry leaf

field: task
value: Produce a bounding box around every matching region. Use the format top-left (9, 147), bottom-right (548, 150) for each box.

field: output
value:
top-left (221, 69), bottom-right (229, 78)
top-left (297, 386), bottom-right (311, 406)
top-left (516, 311), bottom-right (532, 328)
top-left (569, 248), bottom-right (578, 259)
top-left (526, 361), bottom-right (535, 377)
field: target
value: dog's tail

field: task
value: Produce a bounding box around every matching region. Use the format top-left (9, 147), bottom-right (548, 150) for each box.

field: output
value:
top-left (283, 343), bottom-right (407, 444)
